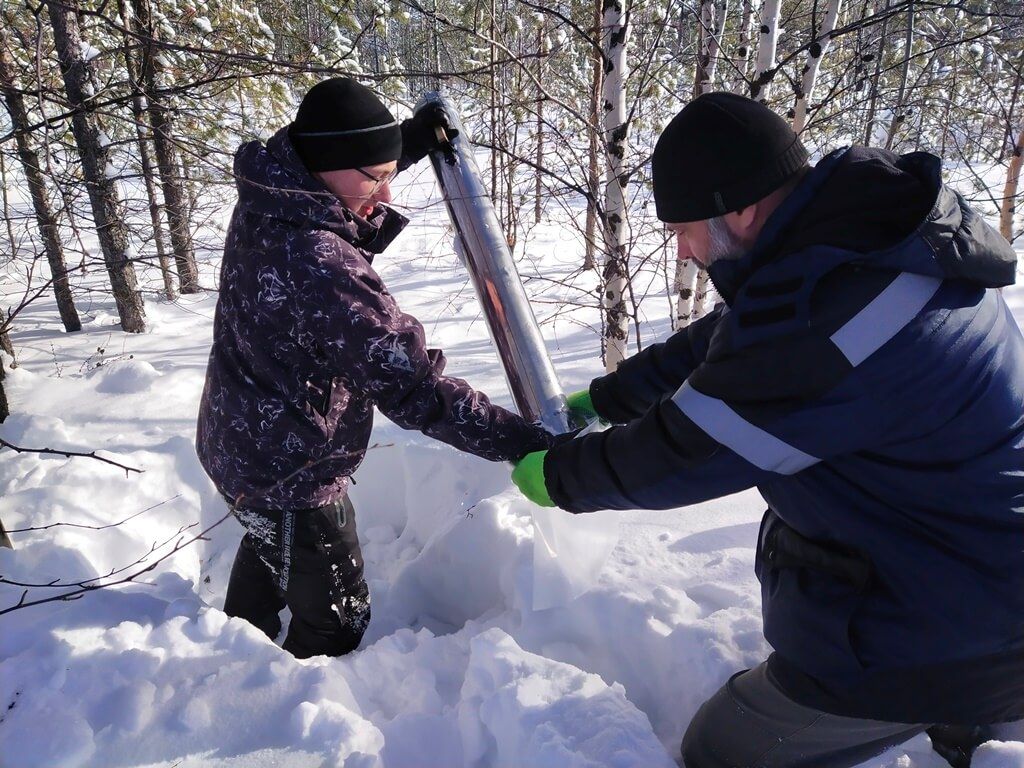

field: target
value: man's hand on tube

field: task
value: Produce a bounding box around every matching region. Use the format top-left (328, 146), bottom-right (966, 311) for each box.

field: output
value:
top-left (511, 450), bottom-right (556, 507)
top-left (401, 104), bottom-right (460, 164)
top-left (566, 388), bottom-right (605, 426)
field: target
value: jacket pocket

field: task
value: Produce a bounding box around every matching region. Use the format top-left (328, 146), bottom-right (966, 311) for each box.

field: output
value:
top-left (304, 376), bottom-right (332, 418)
top-left (758, 509), bottom-right (873, 677)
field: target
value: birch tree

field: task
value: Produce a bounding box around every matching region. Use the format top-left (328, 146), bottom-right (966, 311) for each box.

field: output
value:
top-left (752, 0), bottom-right (782, 102)
top-left (732, 0), bottom-right (755, 92)
top-left (885, 0), bottom-right (915, 149)
top-left (792, 0), bottom-right (844, 132)
top-left (0, 350), bottom-right (7, 423)
top-left (863, 0), bottom-right (890, 146)
top-left (601, 0), bottom-right (630, 370)
top-left (674, 0), bottom-right (726, 330)
top-left (46, 0), bottom-right (146, 333)
top-left (585, 7), bottom-right (603, 272)
top-left (1002, 122), bottom-right (1023, 242)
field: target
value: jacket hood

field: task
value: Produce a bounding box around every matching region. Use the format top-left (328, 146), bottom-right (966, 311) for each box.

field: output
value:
top-left (709, 146), bottom-right (1017, 304)
top-left (232, 126), bottom-right (407, 255)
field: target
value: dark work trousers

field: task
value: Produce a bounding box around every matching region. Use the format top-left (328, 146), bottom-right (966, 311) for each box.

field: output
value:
top-left (223, 495), bottom-right (370, 659)
top-left (681, 662), bottom-right (928, 768)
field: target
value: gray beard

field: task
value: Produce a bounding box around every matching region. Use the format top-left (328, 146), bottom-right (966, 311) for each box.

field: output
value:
top-left (705, 216), bottom-right (745, 266)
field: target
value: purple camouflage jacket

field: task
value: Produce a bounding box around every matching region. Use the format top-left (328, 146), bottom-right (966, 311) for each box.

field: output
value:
top-left (196, 127), bottom-right (554, 510)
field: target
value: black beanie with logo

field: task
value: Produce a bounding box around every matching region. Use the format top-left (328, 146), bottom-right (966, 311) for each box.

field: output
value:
top-left (289, 78), bottom-right (402, 172)
top-left (652, 92), bottom-right (809, 223)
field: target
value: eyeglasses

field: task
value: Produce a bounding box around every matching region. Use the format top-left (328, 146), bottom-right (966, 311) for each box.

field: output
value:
top-left (355, 166), bottom-right (398, 194)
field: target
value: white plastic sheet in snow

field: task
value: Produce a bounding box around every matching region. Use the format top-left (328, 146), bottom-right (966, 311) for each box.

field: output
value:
top-left (531, 505), bottom-right (620, 610)
top-left (531, 420), bottom-right (620, 611)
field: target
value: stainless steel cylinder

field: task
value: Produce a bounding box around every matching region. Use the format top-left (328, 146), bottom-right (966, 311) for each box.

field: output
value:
top-left (415, 92), bottom-right (574, 435)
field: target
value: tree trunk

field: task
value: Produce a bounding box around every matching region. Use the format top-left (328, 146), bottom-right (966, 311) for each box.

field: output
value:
top-left (692, 269), bottom-right (711, 322)
top-left (489, 0), bottom-right (498, 206)
top-left (709, 0), bottom-right (729, 90)
top-left (675, 0), bottom-right (728, 329)
top-left (584, 0), bottom-right (604, 271)
top-left (862, 0), bottom-right (890, 147)
top-left (752, 0), bottom-right (782, 102)
top-left (118, 0), bottom-right (176, 300)
top-left (601, 0), bottom-right (630, 371)
top-left (0, 32), bottom-right (81, 332)
top-left (131, 0), bottom-right (200, 294)
top-left (884, 0), bottom-right (914, 150)
top-left (673, 257), bottom-right (701, 330)
top-left (0, 334), bottom-right (9, 545)
top-left (46, 0), bottom-right (145, 332)
top-left (732, 0), bottom-right (755, 93)
top-left (431, 0), bottom-right (442, 87)
top-left (1002, 52), bottom-right (1024, 163)
top-left (534, 21), bottom-right (545, 224)
top-left (0, 337), bottom-right (8, 424)
top-left (695, 0), bottom-right (716, 96)
top-left (793, 0), bottom-right (844, 133)
top-left (1001, 124), bottom-right (1024, 243)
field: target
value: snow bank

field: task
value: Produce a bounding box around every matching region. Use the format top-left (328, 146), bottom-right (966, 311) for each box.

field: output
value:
top-left (91, 358), bottom-right (162, 393)
top-left (458, 629), bottom-right (674, 768)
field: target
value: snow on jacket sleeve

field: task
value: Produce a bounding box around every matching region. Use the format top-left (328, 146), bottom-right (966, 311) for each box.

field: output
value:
top-left (589, 305), bottom-right (723, 424)
top-left (305, 237), bottom-right (554, 463)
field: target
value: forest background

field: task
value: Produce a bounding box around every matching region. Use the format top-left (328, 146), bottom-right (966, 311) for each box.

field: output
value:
top-left (2, 0), bottom-right (1022, 409)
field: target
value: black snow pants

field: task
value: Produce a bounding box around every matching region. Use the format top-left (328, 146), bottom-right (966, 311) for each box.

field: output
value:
top-left (681, 662), bottom-right (990, 768)
top-left (223, 495), bottom-right (370, 659)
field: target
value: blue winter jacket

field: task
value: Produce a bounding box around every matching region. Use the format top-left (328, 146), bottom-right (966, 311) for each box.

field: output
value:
top-left (544, 147), bottom-right (1024, 724)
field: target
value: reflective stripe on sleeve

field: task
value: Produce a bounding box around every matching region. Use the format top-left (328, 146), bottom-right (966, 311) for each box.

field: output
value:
top-left (671, 381), bottom-right (820, 475)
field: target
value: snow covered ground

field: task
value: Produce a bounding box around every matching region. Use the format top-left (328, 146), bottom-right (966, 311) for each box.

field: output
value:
top-left (2, 162), bottom-right (1024, 768)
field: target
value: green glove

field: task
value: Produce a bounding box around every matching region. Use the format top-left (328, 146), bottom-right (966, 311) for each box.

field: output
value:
top-left (566, 388), bottom-right (600, 423)
top-left (511, 450), bottom-right (555, 507)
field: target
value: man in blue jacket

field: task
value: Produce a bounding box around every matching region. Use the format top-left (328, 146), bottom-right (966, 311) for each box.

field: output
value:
top-left (512, 93), bottom-right (1024, 767)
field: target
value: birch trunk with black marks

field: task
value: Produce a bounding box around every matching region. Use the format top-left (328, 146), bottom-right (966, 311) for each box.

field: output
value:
top-left (585, 0), bottom-right (604, 271)
top-left (863, 0), bottom-right (890, 146)
top-left (117, 0), bottom-right (175, 300)
top-left (732, 0), bottom-right (755, 92)
top-left (47, 0), bottom-right (146, 333)
top-left (1001, 124), bottom-right (1024, 243)
top-left (674, 0), bottom-right (726, 330)
top-left (489, 0), bottom-right (499, 205)
top-left (131, 0), bottom-right (199, 293)
top-left (884, 0), bottom-right (914, 150)
top-left (0, 32), bottom-right (81, 332)
top-left (673, 258), bottom-right (702, 330)
top-left (695, 0), bottom-right (717, 95)
top-left (711, 0), bottom-right (729, 87)
top-left (0, 340), bottom-right (8, 424)
top-left (752, 0), bottom-right (782, 102)
top-left (0, 339), bottom-right (8, 545)
top-left (793, 0), bottom-right (844, 133)
top-left (534, 21), bottom-right (545, 224)
top-left (601, 0), bottom-right (630, 371)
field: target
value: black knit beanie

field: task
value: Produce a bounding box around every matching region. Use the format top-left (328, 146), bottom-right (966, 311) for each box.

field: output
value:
top-left (652, 92), bottom-right (809, 222)
top-left (289, 78), bottom-right (402, 172)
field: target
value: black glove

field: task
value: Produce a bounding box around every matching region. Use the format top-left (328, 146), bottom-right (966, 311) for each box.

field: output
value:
top-left (400, 104), bottom-right (460, 165)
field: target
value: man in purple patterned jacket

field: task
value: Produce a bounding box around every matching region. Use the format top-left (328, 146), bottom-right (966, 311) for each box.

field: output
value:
top-left (196, 78), bottom-right (553, 659)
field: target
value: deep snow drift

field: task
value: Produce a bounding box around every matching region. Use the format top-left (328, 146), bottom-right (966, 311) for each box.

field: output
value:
top-left (2, 161), bottom-right (1024, 767)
